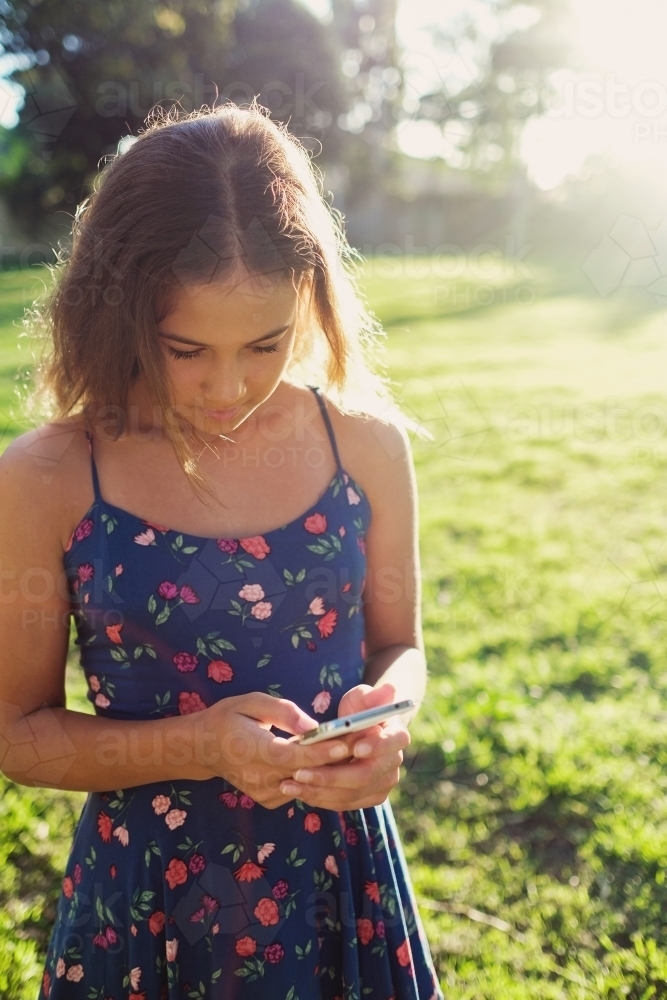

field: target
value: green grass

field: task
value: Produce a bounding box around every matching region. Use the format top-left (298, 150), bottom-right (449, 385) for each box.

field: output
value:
top-left (4, 261), bottom-right (667, 996)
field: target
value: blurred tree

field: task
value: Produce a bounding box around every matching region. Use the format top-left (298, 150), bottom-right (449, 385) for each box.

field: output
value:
top-left (413, 0), bottom-right (578, 185)
top-left (0, 0), bottom-right (365, 232)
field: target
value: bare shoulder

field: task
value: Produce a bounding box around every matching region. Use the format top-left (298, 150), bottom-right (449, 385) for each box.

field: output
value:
top-left (320, 394), bottom-right (415, 499)
top-left (0, 415), bottom-right (90, 551)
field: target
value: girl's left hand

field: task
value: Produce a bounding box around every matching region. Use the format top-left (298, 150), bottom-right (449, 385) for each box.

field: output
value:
top-left (279, 682), bottom-right (411, 810)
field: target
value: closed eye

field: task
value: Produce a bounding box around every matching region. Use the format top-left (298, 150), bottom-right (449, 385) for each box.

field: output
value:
top-left (167, 342), bottom-right (282, 361)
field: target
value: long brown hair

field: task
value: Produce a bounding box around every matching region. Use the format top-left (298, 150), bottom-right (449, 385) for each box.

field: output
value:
top-left (23, 100), bottom-right (398, 505)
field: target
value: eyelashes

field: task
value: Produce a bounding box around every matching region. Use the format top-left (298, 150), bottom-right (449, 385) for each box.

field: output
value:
top-left (167, 343), bottom-right (281, 361)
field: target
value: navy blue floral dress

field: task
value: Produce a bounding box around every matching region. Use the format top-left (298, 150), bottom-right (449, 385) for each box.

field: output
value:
top-left (39, 386), bottom-right (443, 1000)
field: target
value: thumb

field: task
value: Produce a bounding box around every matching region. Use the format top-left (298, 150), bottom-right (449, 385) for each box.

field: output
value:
top-left (238, 693), bottom-right (317, 736)
top-left (340, 681), bottom-right (396, 715)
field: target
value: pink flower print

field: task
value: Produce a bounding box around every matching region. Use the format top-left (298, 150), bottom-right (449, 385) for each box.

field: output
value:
top-left (115, 564), bottom-right (123, 576)
top-left (376, 919), bottom-right (386, 938)
top-left (312, 690), bottom-right (331, 714)
top-left (208, 660), bottom-right (234, 683)
top-left (308, 597), bottom-right (325, 616)
top-left (77, 563), bottom-right (94, 583)
top-left (158, 581), bottom-right (179, 600)
top-left (304, 812), bottom-right (321, 833)
top-left (239, 583), bottom-right (265, 602)
top-left (173, 652), bottom-right (198, 673)
top-left (130, 923), bottom-right (138, 936)
top-left (134, 527), bottom-right (156, 546)
top-left (342, 582), bottom-right (352, 593)
top-left (129, 967), bottom-right (142, 991)
top-left (271, 879), bottom-right (289, 899)
top-left (179, 584), bottom-right (200, 604)
top-left (257, 842), bottom-right (275, 863)
top-left (361, 639), bottom-right (366, 659)
top-left (239, 535), bottom-right (270, 560)
top-left (347, 486), bottom-right (361, 505)
top-left (219, 791), bottom-right (238, 808)
top-left (339, 525), bottom-right (346, 537)
top-left (358, 536), bottom-right (366, 555)
top-left (94, 693), bottom-right (111, 709)
top-left (105, 926), bottom-right (118, 944)
top-left (307, 641), bottom-right (316, 651)
top-left (343, 472), bottom-right (349, 484)
top-left (165, 809), bottom-right (187, 830)
top-left (202, 894), bottom-right (219, 914)
top-left (75, 518), bottom-right (94, 543)
top-left (324, 855), bottom-right (339, 876)
top-left (178, 691), bottom-right (207, 715)
top-left (73, 863), bottom-right (82, 885)
top-left (113, 825), bottom-right (129, 846)
top-left (264, 942), bottom-right (285, 963)
top-left (239, 793), bottom-right (255, 809)
top-left (217, 538), bottom-right (239, 554)
top-left (188, 853), bottom-right (206, 874)
top-left (93, 931), bottom-right (109, 948)
top-left (166, 938), bottom-right (179, 962)
top-left (152, 794), bottom-right (170, 815)
top-left (346, 827), bottom-right (359, 845)
top-left (304, 512), bottom-right (327, 534)
top-left (56, 958), bottom-right (65, 978)
top-left (65, 965), bottom-right (84, 982)
top-left (251, 601), bottom-right (272, 620)
top-left (88, 674), bottom-right (100, 693)
top-left (142, 519), bottom-right (170, 533)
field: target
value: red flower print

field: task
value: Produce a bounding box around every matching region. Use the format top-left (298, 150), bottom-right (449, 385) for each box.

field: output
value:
top-left (376, 919), bottom-right (386, 938)
top-left (110, 864), bottom-right (117, 878)
top-left (141, 519), bottom-right (170, 533)
top-left (62, 876), bottom-right (74, 898)
top-left (97, 812), bottom-right (113, 843)
top-left (158, 581), bottom-right (178, 600)
top-left (234, 861), bottom-right (266, 882)
top-left (341, 582), bottom-right (352, 593)
top-left (235, 936), bottom-right (257, 956)
top-left (202, 894), bottom-right (219, 914)
top-left (346, 827), bottom-right (359, 845)
top-left (173, 652), bottom-right (198, 673)
top-left (41, 971), bottom-right (50, 998)
top-left (304, 812), bottom-right (321, 833)
top-left (272, 879), bottom-right (289, 899)
top-left (105, 623), bottom-right (122, 643)
top-left (93, 932), bottom-right (109, 948)
top-left (188, 853), bottom-right (206, 874)
top-left (219, 791), bottom-right (238, 808)
top-left (239, 794), bottom-right (255, 809)
top-left (105, 926), bottom-right (117, 944)
top-left (304, 513), bottom-right (327, 534)
top-left (358, 536), bottom-right (366, 555)
top-left (307, 641), bottom-right (317, 651)
top-left (239, 535), bottom-right (270, 559)
top-left (165, 858), bottom-right (188, 889)
top-left (254, 897), bottom-right (280, 926)
top-left (149, 910), bottom-right (165, 936)
top-left (178, 691), bottom-right (207, 715)
top-left (78, 563), bottom-right (94, 583)
top-left (73, 863), bottom-right (82, 885)
top-left (179, 584), bottom-right (200, 604)
top-left (365, 881), bottom-right (381, 904)
top-left (208, 660), bottom-right (234, 682)
top-left (217, 538), bottom-right (239, 554)
top-left (396, 939), bottom-right (412, 967)
top-left (357, 917), bottom-right (374, 945)
top-left (264, 942), bottom-right (285, 963)
top-left (316, 608), bottom-right (337, 638)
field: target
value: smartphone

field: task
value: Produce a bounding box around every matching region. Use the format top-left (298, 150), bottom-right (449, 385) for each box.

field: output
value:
top-left (296, 699), bottom-right (415, 745)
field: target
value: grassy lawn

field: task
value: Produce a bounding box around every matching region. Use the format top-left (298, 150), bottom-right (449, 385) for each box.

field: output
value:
top-left (3, 261), bottom-right (667, 997)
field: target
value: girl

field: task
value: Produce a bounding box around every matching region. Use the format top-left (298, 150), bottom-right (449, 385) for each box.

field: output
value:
top-left (0, 102), bottom-right (443, 999)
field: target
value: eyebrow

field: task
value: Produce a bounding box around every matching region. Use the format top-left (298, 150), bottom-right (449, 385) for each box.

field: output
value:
top-left (157, 325), bottom-right (291, 348)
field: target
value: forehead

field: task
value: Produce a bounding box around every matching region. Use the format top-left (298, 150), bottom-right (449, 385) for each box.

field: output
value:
top-left (158, 269), bottom-right (301, 328)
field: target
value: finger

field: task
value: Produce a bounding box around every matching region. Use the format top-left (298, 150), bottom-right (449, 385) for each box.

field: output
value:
top-left (350, 721), bottom-right (411, 760)
top-left (283, 768), bottom-right (402, 810)
top-left (338, 681), bottom-right (396, 717)
top-left (238, 693), bottom-right (318, 736)
top-left (286, 750), bottom-right (404, 793)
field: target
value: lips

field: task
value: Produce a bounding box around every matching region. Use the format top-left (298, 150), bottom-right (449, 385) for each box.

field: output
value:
top-left (204, 406), bottom-right (241, 421)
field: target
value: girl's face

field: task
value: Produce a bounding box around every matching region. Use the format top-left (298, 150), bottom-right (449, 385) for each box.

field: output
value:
top-left (156, 268), bottom-right (306, 437)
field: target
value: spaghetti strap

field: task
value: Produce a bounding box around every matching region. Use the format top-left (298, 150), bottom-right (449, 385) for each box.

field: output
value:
top-left (308, 384), bottom-right (343, 473)
top-left (85, 429), bottom-right (102, 502)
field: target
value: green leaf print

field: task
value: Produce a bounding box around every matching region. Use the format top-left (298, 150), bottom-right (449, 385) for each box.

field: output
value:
top-left (147, 594), bottom-right (157, 614)
top-left (256, 653), bottom-right (272, 668)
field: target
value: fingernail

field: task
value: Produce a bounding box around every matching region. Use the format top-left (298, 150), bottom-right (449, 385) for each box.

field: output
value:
top-left (329, 744), bottom-right (347, 759)
top-left (294, 769), bottom-right (313, 783)
top-left (281, 782), bottom-right (299, 795)
top-left (354, 742), bottom-right (371, 757)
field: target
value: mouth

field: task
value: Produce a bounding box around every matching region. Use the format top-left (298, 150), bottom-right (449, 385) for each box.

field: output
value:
top-left (204, 405), bottom-right (242, 421)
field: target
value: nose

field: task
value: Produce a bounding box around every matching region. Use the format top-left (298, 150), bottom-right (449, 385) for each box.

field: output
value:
top-left (200, 359), bottom-right (245, 407)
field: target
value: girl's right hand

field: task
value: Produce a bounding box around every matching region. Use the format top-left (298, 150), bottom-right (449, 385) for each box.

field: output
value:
top-left (190, 693), bottom-right (369, 809)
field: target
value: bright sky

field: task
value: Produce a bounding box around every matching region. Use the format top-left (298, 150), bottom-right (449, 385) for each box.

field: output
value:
top-left (2, 0), bottom-right (666, 190)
